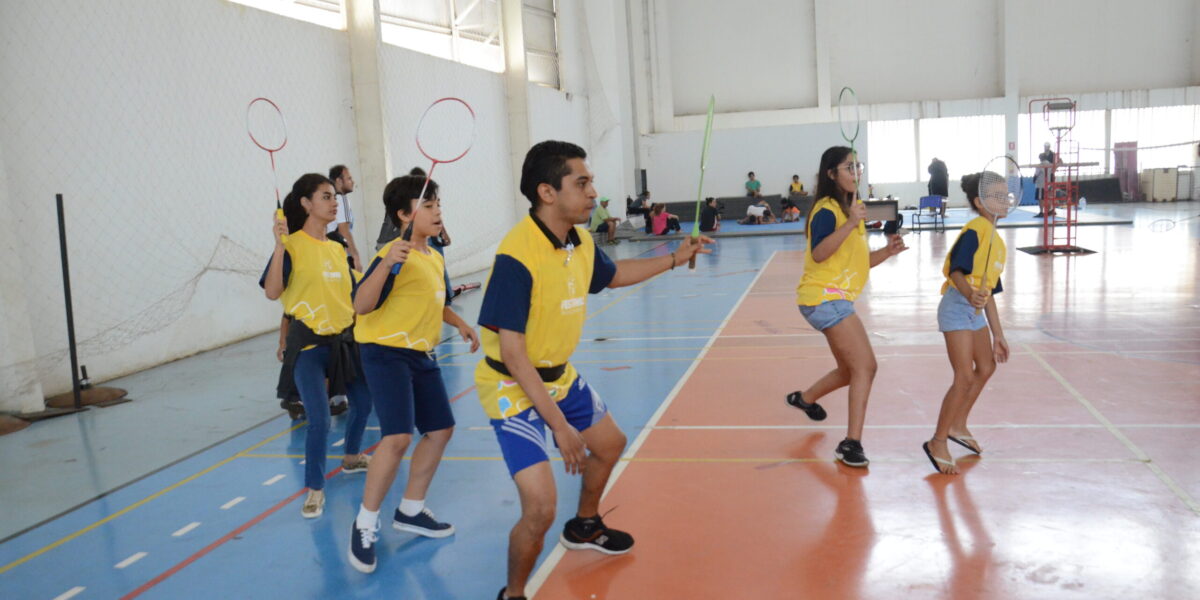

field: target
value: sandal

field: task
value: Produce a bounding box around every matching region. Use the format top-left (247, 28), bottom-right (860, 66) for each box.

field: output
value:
top-left (786, 391), bottom-right (827, 421)
top-left (922, 441), bottom-right (956, 474)
top-left (948, 435), bottom-right (982, 455)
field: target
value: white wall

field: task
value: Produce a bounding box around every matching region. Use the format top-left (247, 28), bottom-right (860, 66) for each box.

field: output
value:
top-left (0, 0), bottom-right (605, 404)
top-left (0, 0), bottom-right (360, 398)
top-left (664, 0), bottom-right (818, 115)
top-left (632, 0), bottom-right (1200, 206)
top-left (642, 121), bottom-right (863, 203)
top-left (379, 44), bottom-right (519, 277)
top-left (1012, 0), bottom-right (1195, 95)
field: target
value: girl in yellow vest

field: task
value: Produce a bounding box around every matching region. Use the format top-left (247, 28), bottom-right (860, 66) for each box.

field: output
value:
top-left (923, 172), bottom-right (1010, 474)
top-left (347, 172), bottom-right (480, 574)
top-left (262, 173), bottom-right (373, 519)
top-left (788, 146), bottom-right (907, 468)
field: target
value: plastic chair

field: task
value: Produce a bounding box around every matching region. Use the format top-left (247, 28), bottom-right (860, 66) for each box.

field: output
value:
top-left (913, 196), bottom-right (945, 232)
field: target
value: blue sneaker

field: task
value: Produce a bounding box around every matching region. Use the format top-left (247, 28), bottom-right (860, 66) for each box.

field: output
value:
top-left (392, 507), bottom-right (455, 538)
top-left (348, 519), bottom-right (378, 573)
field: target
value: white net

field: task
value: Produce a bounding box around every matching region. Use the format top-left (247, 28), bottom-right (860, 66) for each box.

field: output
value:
top-left (0, 0), bottom-right (359, 392)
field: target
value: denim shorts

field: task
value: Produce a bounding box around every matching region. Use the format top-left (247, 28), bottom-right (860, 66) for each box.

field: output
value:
top-left (799, 300), bottom-right (855, 331)
top-left (938, 287), bottom-right (988, 332)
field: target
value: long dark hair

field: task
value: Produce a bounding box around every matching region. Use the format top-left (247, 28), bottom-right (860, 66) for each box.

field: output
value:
top-left (383, 169), bottom-right (439, 228)
top-left (811, 146), bottom-right (854, 222)
top-left (282, 173), bottom-right (334, 233)
top-left (961, 172), bottom-right (982, 214)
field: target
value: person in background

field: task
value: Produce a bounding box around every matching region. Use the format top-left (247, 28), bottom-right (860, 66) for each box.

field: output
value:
top-left (650, 203), bottom-right (681, 235)
top-left (745, 171), bottom-right (762, 197)
top-left (699, 197), bottom-right (721, 233)
top-left (328, 165), bottom-right (363, 271)
top-left (589, 197), bottom-right (622, 245)
top-left (789, 174), bottom-right (805, 195)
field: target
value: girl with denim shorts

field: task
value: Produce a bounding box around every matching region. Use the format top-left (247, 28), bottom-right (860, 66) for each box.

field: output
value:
top-left (787, 146), bottom-right (907, 468)
top-left (923, 172), bottom-right (1011, 474)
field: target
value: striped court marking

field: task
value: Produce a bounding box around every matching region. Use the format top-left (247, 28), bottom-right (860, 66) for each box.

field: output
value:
top-left (121, 382), bottom-right (475, 597)
top-left (0, 422), bottom-right (304, 575)
top-left (115, 552), bottom-right (148, 569)
top-left (219, 497), bottom-right (245, 510)
top-left (261, 474), bottom-right (285, 486)
top-left (527, 251), bottom-right (778, 596)
top-left (171, 522), bottom-right (200, 537)
top-left (1024, 343), bottom-right (1200, 515)
top-left (53, 586), bottom-right (86, 600)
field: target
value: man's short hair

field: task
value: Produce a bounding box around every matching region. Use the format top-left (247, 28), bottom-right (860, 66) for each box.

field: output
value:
top-left (520, 141), bottom-right (587, 206)
top-left (329, 165), bottom-right (349, 181)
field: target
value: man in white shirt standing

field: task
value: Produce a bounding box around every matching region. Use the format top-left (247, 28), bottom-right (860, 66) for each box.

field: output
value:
top-left (328, 165), bottom-right (363, 270)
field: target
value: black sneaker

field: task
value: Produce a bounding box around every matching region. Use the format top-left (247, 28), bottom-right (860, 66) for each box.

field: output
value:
top-left (329, 396), bottom-right (348, 417)
top-left (560, 515), bottom-right (634, 555)
top-left (348, 519), bottom-right (379, 574)
top-left (834, 438), bottom-right (869, 467)
top-left (786, 391), bottom-right (827, 421)
top-left (393, 507), bottom-right (455, 538)
top-left (496, 587), bottom-right (527, 600)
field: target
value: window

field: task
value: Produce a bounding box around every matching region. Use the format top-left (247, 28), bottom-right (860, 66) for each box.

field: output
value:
top-left (1111, 105), bottom-right (1200, 171)
top-left (866, 119), bottom-right (917, 184)
top-left (1019, 110), bottom-right (1107, 176)
top-left (380, 0), bottom-right (505, 73)
top-left (918, 115), bottom-right (1005, 182)
top-left (523, 0), bottom-right (560, 88)
top-left (229, 0), bottom-right (344, 29)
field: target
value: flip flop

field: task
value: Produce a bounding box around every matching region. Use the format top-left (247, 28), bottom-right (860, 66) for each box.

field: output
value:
top-left (923, 441), bottom-right (956, 474)
top-left (948, 435), bottom-right (982, 455)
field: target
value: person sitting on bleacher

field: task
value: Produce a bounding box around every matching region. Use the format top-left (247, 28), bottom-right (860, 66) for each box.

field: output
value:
top-left (700, 197), bottom-right (721, 233)
top-left (650, 203), bottom-right (682, 235)
top-left (745, 172), bottom-right (763, 197)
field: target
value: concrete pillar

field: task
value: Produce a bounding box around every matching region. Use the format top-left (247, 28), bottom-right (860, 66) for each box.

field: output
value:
top-left (345, 0), bottom-right (390, 251)
top-left (501, 0), bottom-right (532, 222)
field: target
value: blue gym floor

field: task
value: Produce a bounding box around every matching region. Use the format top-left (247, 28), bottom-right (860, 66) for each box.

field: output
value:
top-left (0, 236), bottom-right (767, 600)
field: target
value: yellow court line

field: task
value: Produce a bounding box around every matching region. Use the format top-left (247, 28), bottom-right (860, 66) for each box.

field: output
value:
top-left (0, 422), bottom-right (305, 574)
top-left (1024, 343), bottom-right (1200, 515)
top-left (237, 453), bottom-right (504, 461)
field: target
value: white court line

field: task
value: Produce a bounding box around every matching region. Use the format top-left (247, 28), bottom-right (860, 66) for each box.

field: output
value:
top-left (220, 496), bottom-right (246, 510)
top-left (262, 474), bottom-right (286, 486)
top-left (332, 438), bottom-right (345, 447)
top-left (114, 552), bottom-right (147, 569)
top-left (526, 251), bottom-right (778, 596)
top-left (53, 587), bottom-right (86, 600)
top-left (1024, 343), bottom-right (1200, 515)
top-left (171, 522), bottom-right (201, 537)
top-left (366, 426), bottom-right (381, 430)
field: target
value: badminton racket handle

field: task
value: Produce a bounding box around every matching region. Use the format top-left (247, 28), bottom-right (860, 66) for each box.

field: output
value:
top-left (275, 208), bottom-right (288, 243)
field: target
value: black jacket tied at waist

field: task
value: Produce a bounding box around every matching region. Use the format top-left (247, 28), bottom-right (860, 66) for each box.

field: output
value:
top-left (277, 319), bottom-right (360, 399)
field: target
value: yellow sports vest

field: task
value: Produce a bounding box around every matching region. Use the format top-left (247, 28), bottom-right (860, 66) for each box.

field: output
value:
top-left (941, 216), bottom-right (1006, 295)
top-left (277, 231), bottom-right (355, 336)
top-left (796, 197), bottom-right (870, 305)
top-left (354, 242), bottom-right (446, 351)
top-left (476, 216), bottom-right (596, 419)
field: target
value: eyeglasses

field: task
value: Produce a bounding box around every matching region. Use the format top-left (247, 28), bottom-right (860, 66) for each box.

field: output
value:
top-left (838, 162), bottom-right (865, 173)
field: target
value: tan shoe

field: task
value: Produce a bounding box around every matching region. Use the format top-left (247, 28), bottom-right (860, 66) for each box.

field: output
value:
top-left (342, 454), bottom-right (371, 474)
top-left (301, 489), bottom-right (325, 519)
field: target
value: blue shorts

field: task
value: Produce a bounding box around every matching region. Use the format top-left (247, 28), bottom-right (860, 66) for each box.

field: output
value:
top-left (938, 287), bottom-right (988, 332)
top-left (491, 376), bottom-right (608, 477)
top-left (799, 300), bottom-right (855, 331)
top-left (359, 343), bottom-right (455, 437)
